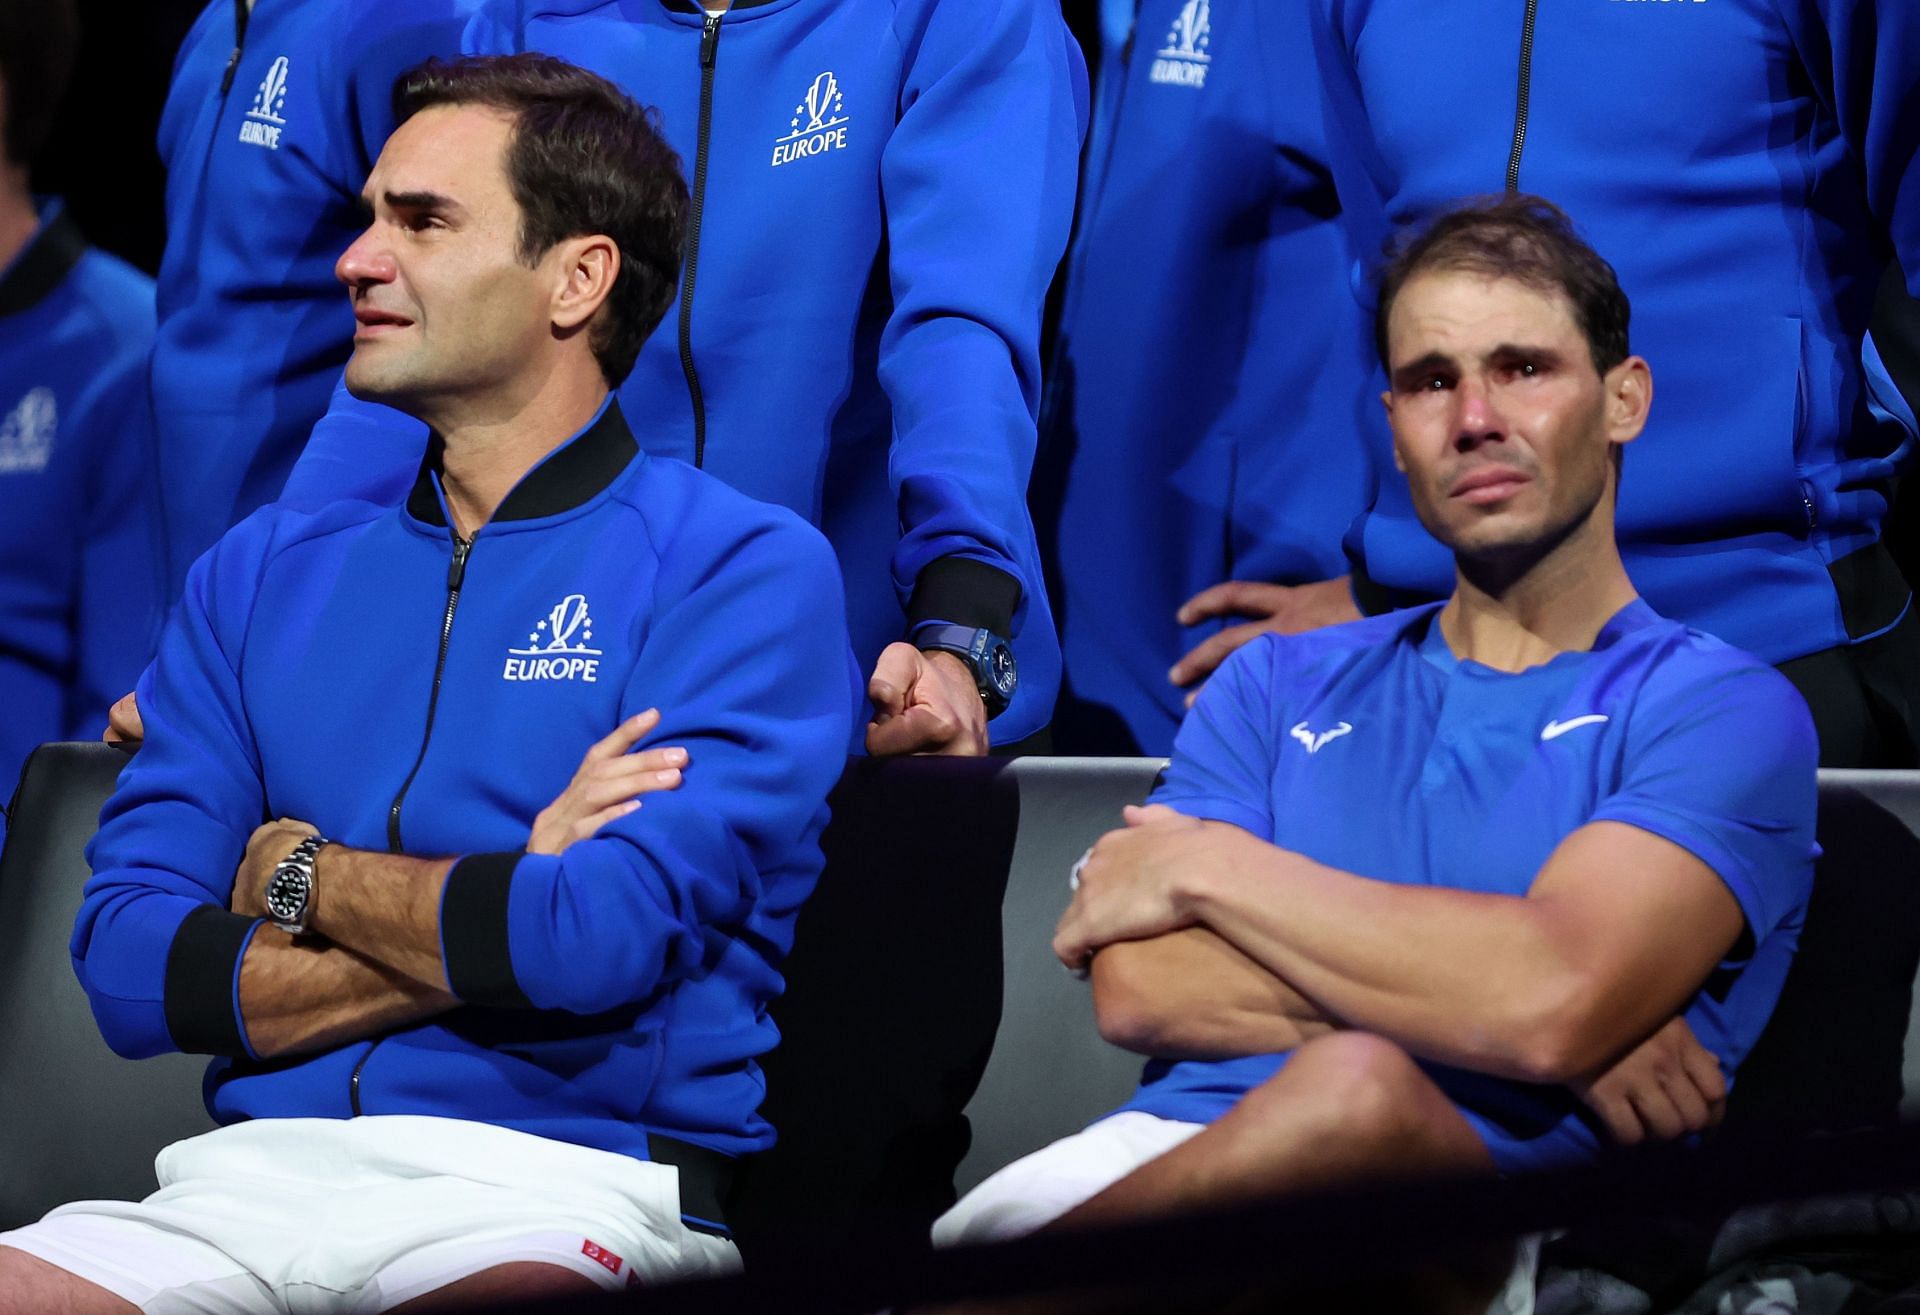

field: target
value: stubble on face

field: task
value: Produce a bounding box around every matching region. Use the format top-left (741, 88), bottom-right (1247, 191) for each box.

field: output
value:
top-left (1382, 271), bottom-right (1619, 587)
top-left (339, 106), bottom-right (555, 420)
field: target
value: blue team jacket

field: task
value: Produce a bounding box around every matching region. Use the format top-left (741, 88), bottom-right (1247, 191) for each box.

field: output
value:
top-left (284, 0), bottom-right (1088, 745)
top-left (1041, 0), bottom-right (1371, 755)
top-left (1311, 0), bottom-right (1920, 664)
top-left (0, 202), bottom-right (160, 807)
top-left (74, 401), bottom-right (861, 1161)
top-left (150, 0), bottom-right (476, 599)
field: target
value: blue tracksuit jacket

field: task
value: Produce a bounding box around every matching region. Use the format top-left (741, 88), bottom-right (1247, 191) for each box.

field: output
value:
top-left (74, 401), bottom-right (860, 1162)
top-left (1311, 0), bottom-right (1920, 664)
top-left (0, 202), bottom-right (160, 810)
top-left (283, 0), bottom-right (1087, 746)
top-left (150, 0), bottom-right (476, 599)
top-left (1041, 0), bottom-right (1371, 755)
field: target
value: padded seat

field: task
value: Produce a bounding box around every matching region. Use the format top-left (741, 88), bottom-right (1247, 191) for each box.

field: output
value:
top-left (2, 741), bottom-right (1916, 1264)
top-left (0, 742), bottom-right (212, 1228)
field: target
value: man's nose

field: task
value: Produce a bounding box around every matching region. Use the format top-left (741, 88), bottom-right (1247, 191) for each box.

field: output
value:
top-left (1452, 376), bottom-right (1505, 451)
top-left (335, 227), bottom-right (395, 288)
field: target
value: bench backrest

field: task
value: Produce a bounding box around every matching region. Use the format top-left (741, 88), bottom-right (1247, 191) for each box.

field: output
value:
top-left (1, 745), bottom-right (1915, 1247)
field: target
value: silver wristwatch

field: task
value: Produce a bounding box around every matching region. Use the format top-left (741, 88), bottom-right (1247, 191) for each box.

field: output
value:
top-left (264, 835), bottom-right (328, 936)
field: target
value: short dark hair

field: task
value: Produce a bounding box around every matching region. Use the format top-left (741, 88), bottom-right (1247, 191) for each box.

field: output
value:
top-left (393, 54), bottom-right (688, 387)
top-left (1374, 195), bottom-right (1631, 377)
top-left (0, 0), bottom-right (79, 168)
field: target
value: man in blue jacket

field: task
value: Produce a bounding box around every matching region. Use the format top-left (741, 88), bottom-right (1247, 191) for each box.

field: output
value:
top-left (0, 54), bottom-right (858, 1309)
top-left (147, 0), bottom-right (479, 601)
top-left (939, 200), bottom-right (1817, 1309)
top-left (281, 0), bottom-right (1087, 756)
top-left (0, 0), bottom-right (161, 817)
top-left (1039, 0), bottom-right (1370, 755)
top-left (1296, 0), bottom-right (1920, 767)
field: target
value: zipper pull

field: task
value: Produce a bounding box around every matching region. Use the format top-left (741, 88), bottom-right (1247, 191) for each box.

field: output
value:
top-left (700, 11), bottom-right (723, 68)
top-left (448, 536), bottom-right (472, 590)
top-left (221, 0), bottom-right (250, 96)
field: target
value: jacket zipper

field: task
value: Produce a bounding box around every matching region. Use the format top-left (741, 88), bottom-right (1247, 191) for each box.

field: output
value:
top-left (354, 531), bottom-right (471, 1115)
top-left (678, 12), bottom-right (724, 470)
top-left (1505, 0), bottom-right (1539, 192)
top-left (220, 0), bottom-right (251, 96)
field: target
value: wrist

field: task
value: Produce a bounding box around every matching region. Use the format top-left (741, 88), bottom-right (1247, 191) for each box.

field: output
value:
top-left (1177, 824), bottom-right (1257, 924)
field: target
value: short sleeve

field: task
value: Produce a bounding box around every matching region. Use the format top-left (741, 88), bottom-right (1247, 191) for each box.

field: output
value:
top-left (1589, 657), bottom-right (1819, 948)
top-left (1148, 639), bottom-right (1280, 841)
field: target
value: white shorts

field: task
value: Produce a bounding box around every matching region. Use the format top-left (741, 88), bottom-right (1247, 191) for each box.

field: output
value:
top-left (0, 1116), bottom-right (739, 1314)
top-left (933, 1111), bottom-right (1540, 1315)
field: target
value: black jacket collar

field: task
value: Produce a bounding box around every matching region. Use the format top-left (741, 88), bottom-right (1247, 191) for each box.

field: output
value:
top-left (406, 398), bottom-right (640, 527)
top-left (0, 203), bottom-right (86, 318)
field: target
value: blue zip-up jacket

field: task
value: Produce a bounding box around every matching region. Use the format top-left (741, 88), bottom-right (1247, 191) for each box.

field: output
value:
top-left (1041, 0), bottom-right (1371, 755)
top-left (150, 0), bottom-right (476, 599)
top-left (74, 401), bottom-right (860, 1162)
top-left (284, 0), bottom-right (1087, 745)
top-left (1311, 0), bottom-right (1920, 664)
top-left (0, 202), bottom-right (160, 810)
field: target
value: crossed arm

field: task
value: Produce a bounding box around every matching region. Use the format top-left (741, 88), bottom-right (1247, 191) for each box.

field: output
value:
top-left (224, 711), bottom-right (686, 1059)
top-left (1066, 805), bottom-right (1745, 1139)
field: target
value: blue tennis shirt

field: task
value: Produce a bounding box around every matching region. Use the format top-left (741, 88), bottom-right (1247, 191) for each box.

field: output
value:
top-left (1118, 599), bottom-right (1819, 1172)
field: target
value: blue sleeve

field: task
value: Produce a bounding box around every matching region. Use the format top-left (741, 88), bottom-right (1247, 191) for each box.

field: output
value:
top-left (1148, 639), bottom-right (1279, 841)
top-left (1793, 0), bottom-right (1920, 298)
top-left (881, 0), bottom-right (1089, 637)
top-left (66, 288), bottom-right (164, 740)
top-left (278, 374), bottom-right (427, 512)
top-left (437, 508), bottom-right (861, 1014)
top-left (71, 520), bottom-right (277, 1061)
top-left (1589, 658), bottom-right (1819, 953)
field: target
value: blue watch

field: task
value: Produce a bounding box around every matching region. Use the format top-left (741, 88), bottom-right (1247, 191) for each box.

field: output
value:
top-left (914, 623), bottom-right (1018, 718)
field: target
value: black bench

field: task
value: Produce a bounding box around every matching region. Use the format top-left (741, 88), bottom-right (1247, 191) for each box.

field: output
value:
top-left (2, 743), bottom-right (1917, 1270)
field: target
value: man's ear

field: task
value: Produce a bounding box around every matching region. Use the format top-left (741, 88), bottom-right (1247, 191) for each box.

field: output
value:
top-left (550, 234), bottom-right (620, 332)
top-left (1603, 355), bottom-right (1653, 447)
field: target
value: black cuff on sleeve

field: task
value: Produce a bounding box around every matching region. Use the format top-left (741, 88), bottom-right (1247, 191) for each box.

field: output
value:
top-left (907, 557), bottom-right (1021, 637)
top-left (164, 906), bottom-right (257, 1056)
top-left (440, 852), bottom-right (532, 1009)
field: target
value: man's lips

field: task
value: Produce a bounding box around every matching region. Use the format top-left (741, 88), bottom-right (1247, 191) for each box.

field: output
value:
top-left (1448, 464), bottom-right (1532, 505)
top-left (353, 307), bottom-right (413, 334)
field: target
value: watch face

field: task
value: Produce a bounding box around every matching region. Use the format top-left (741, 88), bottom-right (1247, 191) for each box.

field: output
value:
top-left (988, 643), bottom-right (1018, 698)
top-left (266, 867), bottom-right (309, 922)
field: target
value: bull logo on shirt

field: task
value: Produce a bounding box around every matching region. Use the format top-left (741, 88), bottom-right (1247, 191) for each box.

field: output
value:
top-left (1152, 0), bottom-right (1212, 87)
top-left (504, 593), bottom-right (604, 683)
top-left (1289, 720), bottom-right (1353, 755)
top-left (0, 387), bottom-right (55, 475)
top-left (773, 70), bottom-right (851, 167)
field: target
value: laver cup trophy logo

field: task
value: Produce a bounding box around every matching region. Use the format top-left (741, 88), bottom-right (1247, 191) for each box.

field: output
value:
top-left (504, 594), bottom-right (604, 683)
top-left (773, 70), bottom-right (851, 167)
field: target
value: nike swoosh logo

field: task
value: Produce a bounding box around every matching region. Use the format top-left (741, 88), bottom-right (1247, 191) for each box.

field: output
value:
top-left (1540, 714), bottom-right (1609, 741)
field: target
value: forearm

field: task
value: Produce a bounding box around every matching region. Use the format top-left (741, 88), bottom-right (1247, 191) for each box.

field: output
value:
top-left (1182, 842), bottom-right (1582, 1080)
top-left (238, 925), bottom-right (455, 1059)
top-left (1092, 927), bottom-right (1336, 1060)
top-left (309, 846), bottom-right (454, 989)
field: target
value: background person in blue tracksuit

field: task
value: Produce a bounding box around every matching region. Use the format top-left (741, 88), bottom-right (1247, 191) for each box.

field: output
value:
top-left (1038, 0), bottom-right (1370, 755)
top-left (0, 57), bottom-right (858, 1306)
top-left (0, 0), bottom-right (160, 821)
top-left (1301, 0), bottom-right (1920, 768)
top-left (282, 0), bottom-right (1087, 755)
top-left (147, 0), bottom-right (478, 601)
top-left (938, 202), bottom-right (1816, 1311)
